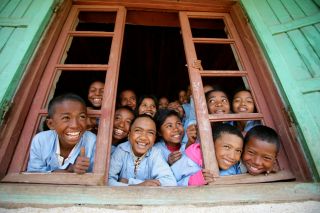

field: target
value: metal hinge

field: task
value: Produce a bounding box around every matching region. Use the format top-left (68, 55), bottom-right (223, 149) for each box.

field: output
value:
top-left (282, 107), bottom-right (295, 127)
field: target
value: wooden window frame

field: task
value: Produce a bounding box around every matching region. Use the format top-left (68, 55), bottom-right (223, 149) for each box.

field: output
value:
top-left (0, 0), bottom-right (311, 185)
top-left (2, 4), bottom-right (126, 185)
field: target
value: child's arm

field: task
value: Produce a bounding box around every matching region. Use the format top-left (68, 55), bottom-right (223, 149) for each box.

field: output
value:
top-left (168, 151), bottom-right (182, 165)
top-left (150, 148), bottom-right (177, 186)
top-left (27, 134), bottom-right (50, 172)
top-left (185, 123), bottom-right (197, 149)
top-left (108, 147), bottom-right (129, 186)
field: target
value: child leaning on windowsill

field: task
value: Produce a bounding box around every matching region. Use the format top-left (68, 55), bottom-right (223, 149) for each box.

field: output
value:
top-left (27, 93), bottom-right (96, 174)
top-left (108, 114), bottom-right (177, 186)
top-left (171, 123), bottom-right (243, 186)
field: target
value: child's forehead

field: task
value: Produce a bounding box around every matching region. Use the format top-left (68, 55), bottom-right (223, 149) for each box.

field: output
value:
top-left (234, 90), bottom-right (252, 97)
top-left (247, 137), bottom-right (277, 152)
top-left (53, 100), bottom-right (86, 112)
top-left (132, 117), bottom-right (156, 128)
top-left (208, 91), bottom-right (227, 97)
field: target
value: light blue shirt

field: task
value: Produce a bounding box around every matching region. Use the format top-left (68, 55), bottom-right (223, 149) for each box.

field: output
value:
top-left (171, 154), bottom-right (241, 186)
top-left (108, 141), bottom-right (177, 186)
top-left (27, 130), bottom-right (96, 172)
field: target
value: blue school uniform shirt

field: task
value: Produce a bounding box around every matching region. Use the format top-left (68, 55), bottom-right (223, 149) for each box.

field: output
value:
top-left (108, 141), bottom-right (177, 186)
top-left (154, 139), bottom-right (186, 162)
top-left (171, 152), bottom-right (241, 186)
top-left (27, 130), bottom-right (96, 172)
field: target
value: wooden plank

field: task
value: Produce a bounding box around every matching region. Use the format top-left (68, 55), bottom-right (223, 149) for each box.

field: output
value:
top-left (269, 13), bottom-right (320, 35)
top-left (300, 26), bottom-right (320, 72)
top-left (287, 29), bottom-right (320, 78)
top-left (267, 0), bottom-right (294, 23)
top-left (274, 33), bottom-right (311, 80)
top-left (55, 64), bottom-right (109, 70)
top-left (68, 31), bottom-right (114, 37)
top-left (0, 182), bottom-right (319, 206)
top-left (298, 78), bottom-right (320, 94)
top-left (0, 18), bottom-right (29, 27)
top-left (192, 37), bottom-right (235, 44)
top-left (0, 0), bottom-right (20, 17)
top-left (74, 0), bottom-right (236, 13)
top-left (2, 173), bottom-right (105, 186)
top-left (95, 7), bottom-right (126, 178)
top-left (212, 170), bottom-right (295, 185)
top-left (0, 27), bottom-right (14, 50)
top-left (294, 0), bottom-right (319, 16)
top-left (11, 0), bottom-right (32, 18)
top-left (208, 113), bottom-right (263, 122)
top-left (0, 0), bottom-right (11, 13)
top-left (199, 70), bottom-right (247, 77)
top-left (179, 12), bottom-right (219, 176)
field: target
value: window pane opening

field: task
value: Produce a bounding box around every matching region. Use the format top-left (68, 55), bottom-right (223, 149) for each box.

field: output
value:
top-left (189, 18), bottom-right (229, 39)
top-left (62, 36), bottom-right (112, 64)
top-left (75, 11), bottom-right (116, 32)
top-left (195, 43), bottom-right (240, 70)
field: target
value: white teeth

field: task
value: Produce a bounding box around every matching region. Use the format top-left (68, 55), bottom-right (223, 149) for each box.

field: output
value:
top-left (215, 109), bottom-right (225, 114)
top-left (137, 142), bottom-right (147, 148)
top-left (114, 129), bottom-right (124, 135)
top-left (67, 132), bottom-right (80, 136)
top-left (238, 107), bottom-right (247, 112)
top-left (93, 98), bottom-right (102, 103)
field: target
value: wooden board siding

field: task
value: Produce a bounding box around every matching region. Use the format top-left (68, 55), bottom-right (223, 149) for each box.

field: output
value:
top-left (0, 0), bottom-right (58, 123)
top-left (240, 0), bottom-right (320, 179)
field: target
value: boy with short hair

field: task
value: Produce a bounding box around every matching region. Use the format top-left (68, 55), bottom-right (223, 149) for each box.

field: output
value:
top-left (241, 125), bottom-right (280, 175)
top-left (108, 114), bottom-right (177, 186)
top-left (27, 93), bottom-right (96, 174)
top-left (171, 123), bottom-right (243, 186)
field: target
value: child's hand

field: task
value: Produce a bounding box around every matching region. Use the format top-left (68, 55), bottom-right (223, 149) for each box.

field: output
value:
top-left (168, 151), bottom-right (182, 165)
top-left (186, 124), bottom-right (197, 148)
top-left (71, 147), bottom-right (90, 174)
top-left (202, 169), bottom-right (215, 184)
top-left (119, 178), bottom-right (129, 184)
top-left (137, 179), bottom-right (161, 186)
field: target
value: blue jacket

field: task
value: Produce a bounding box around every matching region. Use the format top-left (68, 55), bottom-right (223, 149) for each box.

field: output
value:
top-left (108, 141), bottom-right (177, 186)
top-left (27, 130), bottom-right (96, 172)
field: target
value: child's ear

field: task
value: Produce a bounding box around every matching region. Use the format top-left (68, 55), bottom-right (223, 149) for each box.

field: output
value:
top-left (46, 118), bottom-right (55, 130)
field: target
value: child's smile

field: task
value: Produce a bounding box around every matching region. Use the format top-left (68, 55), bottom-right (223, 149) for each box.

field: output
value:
top-left (129, 116), bottom-right (156, 157)
top-left (160, 115), bottom-right (184, 146)
top-left (47, 100), bottom-right (87, 149)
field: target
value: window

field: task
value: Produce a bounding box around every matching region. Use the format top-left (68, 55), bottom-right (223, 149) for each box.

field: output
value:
top-left (1, 1), bottom-right (310, 185)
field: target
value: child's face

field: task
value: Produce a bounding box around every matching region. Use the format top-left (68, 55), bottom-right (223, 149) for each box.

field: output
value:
top-left (88, 81), bottom-right (104, 108)
top-left (138, 98), bottom-right (157, 118)
top-left (215, 133), bottom-right (243, 170)
top-left (242, 137), bottom-right (277, 175)
top-left (159, 97), bottom-right (169, 109)
top-left (47, 100), bottom-right (87, 149)
top-left (207, 91), bottom-right (230, 114)
top-left (129, 117), bottom-right (156, 157)
top-left (168, 101), bottom-right (185, 118)
top-left (178, 90), bottom-right (188, 104)
top-left (232, 91), bottom-right (255, 113)
top-left (113, 108), bottom-right (134, 141)
top-left (120, 90), bottom-right (136, 110)
top-left (159, 115), bottom-right (184, 146)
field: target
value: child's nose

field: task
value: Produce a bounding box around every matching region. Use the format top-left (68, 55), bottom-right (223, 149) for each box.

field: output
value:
top-left (252, 155), bottom-right (262, 166)
top-left (70, 118), bottom-right (79, 127)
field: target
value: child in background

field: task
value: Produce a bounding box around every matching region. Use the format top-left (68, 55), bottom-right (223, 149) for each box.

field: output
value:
top-left (87, 80), bottom-right (105, 134)
top-left (135, 94), bottom-right (158, 118)
top-left (87, 80), bottom-right (104, 109)
top-left (158, 96), bottom-right (169, 109)
top-left (241, 125), bottom-right (280, 175)
top-left (206, 89), bottom-right (231, 115)
top-left (231, 89), bottom-right (261, 134)
top-left (111, 106), bottom-right (135, 154)
top-left (178, 89), bottom-right (189, 105)
top-left (154, 110), bottom-right (185, 165)
top-left (171, 123), bottom-right (243, 186)
top-left (27, 93), bottom-right (96, 173)
top-left (108, 115), bottom-right (177, 186)
top-left (119, 89), bottom-right (137, 110)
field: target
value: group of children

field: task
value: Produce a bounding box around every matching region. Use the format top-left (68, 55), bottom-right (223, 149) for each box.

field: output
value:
top-left (27, 80), bottom-right (280, 187)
